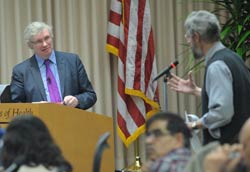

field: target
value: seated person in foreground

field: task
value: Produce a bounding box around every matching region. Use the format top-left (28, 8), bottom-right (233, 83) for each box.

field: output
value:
top-left (142, 111), bottom-right (192, 172)
top-left (1, 115), bottom-right (72, 172)
top-left (204, 118), bottom-right (250, 172)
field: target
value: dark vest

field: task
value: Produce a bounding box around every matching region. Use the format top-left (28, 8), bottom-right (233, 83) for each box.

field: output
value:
top-left (202, 48), bottom-right (250, 145)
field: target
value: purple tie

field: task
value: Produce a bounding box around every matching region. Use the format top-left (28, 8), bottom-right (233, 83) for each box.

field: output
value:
top-left (44, 60), bottom-right (61, 103)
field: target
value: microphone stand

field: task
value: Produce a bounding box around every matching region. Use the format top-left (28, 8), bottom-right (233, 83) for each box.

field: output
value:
top-left (153, 60), bottom-right (178, 111)
top-left (163, 72), bottom-right (171, 112)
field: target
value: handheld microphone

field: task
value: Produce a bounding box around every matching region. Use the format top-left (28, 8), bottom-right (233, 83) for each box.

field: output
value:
top-left (153, 60), bottom-right (179, 82)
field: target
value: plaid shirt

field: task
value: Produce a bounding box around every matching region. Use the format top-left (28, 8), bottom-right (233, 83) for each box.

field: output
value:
top-left (150, 148), bottom-right (191, 172)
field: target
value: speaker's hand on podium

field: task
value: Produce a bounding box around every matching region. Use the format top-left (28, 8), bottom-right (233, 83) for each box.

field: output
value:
top-left (63, 95), bottom-right (79, 108)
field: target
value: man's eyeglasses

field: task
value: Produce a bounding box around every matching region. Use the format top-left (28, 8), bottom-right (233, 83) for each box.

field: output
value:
top-left (31, 35), bottom-right (51, 46)
top-left (146, 129), bottom-right (170, 138)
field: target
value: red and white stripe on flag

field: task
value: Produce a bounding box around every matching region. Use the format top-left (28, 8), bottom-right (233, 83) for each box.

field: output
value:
top-left (106, 0), bottom-right (160, 146)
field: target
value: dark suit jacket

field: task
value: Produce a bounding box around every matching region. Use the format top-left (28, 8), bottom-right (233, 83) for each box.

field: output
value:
top-left (10, 51), bottom-right (97, 110)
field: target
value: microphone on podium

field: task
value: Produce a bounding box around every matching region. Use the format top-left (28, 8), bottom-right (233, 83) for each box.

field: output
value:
top-left (153, 60), bottom-right (179, 82)
top-left (47, 77), bottom-right (51, 84)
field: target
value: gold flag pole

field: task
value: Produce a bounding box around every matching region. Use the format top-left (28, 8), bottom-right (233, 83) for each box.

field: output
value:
top-left (122, 138), bottom-right (142, 172)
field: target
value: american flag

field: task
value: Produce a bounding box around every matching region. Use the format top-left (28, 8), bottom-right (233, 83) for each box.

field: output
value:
top-left (106, 0), bottom-right (160, 146)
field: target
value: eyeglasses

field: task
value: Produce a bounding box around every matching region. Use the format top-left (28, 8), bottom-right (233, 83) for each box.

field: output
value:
top-left (31, 35), bottom-right (51, 46)
top-left (146, 128), bottom-right (170, 138)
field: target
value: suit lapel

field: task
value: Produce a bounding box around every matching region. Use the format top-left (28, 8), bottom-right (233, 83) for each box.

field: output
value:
top-left (55, 51), bottom-right (66, 97)
top-left (30, 56), bottom-right (47, 100)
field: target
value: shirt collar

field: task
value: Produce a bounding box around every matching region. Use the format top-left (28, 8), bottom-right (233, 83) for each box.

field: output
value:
top-left (204, 41), bottom-right (225, 65)
top-left (35, 50), bottom-right (56, 68)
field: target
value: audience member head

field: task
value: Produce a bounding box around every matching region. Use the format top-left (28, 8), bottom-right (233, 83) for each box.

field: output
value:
top-left (204, 118), bottom-right (250, 172)
top-left (145, 111), bottom-right (191, 160)
top-left (204, 144), bottom-right (242, 172)
top-left (1, 115), bottom-right (72, 172)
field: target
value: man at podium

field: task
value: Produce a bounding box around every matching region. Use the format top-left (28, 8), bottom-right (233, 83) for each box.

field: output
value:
top-left (10, 22), bottom-right (97, 110)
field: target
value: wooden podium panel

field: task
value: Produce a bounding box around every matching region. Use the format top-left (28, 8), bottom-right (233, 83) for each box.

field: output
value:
top-left (0, 103), bottom-right (114, 172)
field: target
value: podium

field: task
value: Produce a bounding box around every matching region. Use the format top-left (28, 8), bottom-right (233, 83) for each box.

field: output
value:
top-left (0, 103), bottom-right (114, 172)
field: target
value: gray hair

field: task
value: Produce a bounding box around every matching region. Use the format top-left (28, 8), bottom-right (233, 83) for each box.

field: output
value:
top-left (24, 21), bottom-right (53, 49)
top-left (184, 10), bottom-right (221, 43)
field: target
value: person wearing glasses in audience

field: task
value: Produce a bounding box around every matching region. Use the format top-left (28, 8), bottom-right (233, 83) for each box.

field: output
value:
top-left (142, 112), bottom-right (192, 172)
top-left (10, 21), bottom-right (96, 110)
